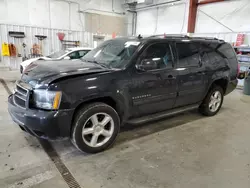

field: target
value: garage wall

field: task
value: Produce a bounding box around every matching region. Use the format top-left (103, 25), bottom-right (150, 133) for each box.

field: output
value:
top-left (135, 0), bottom-right (188, 35)
top-left (0, 0), bottom-right (126, 34)
top-left (133, 0), bottom-right (250, 35)
top-left (196, 0), bottom-right (250, 33)
top-left (136, 1), bottom-right (188, 35)
top-left (85, 13), bottom-right (126, 35)
top-left (126, 12), bottom-right (134, 36)
top-left (0, 23), bottom-right (116, 69)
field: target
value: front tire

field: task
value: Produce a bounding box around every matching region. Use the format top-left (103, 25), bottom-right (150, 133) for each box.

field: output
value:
top-left (199, 85), bottom-right (224, 116)
top-left (71, 102), bottom-right (120, 153)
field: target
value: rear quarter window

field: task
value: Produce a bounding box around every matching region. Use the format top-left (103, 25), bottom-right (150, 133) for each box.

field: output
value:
top-left (214, 43), bottom-right (238, 79)
top-left (217, 43), bottom-right (236, 59)
top-left (201, 42), bottom-right (237, 77)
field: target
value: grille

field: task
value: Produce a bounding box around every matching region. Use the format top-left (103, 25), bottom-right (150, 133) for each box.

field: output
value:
top-left (13, 81), bottom-right (30, 108)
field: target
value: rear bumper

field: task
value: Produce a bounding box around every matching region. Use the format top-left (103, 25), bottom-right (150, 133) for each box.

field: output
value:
top-left (225, 79), bottom-right (238, 95)
top-left (8, 94), bottom-right (74, 140)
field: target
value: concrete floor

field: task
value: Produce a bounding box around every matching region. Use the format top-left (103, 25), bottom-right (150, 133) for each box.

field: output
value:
top-left (0, 72), bottom-right (250, 188)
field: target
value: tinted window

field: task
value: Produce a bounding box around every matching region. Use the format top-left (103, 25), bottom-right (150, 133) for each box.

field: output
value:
top-left (200, 52), bottom-right (210, 64)
top-left (140, 43), bottom-right (173, 70)
top-left (177, 42), bottom-right (200, 67)
top-left (201, 43), bottom-right (223, 65)
top-left (217, 43), bottom-right (237, 77)
top-left (207, 51), bottom-right (223, 64)
top-left (69, 51), bottom-right (80, 59)
top-left (217, 43), bottom-right (235, 59)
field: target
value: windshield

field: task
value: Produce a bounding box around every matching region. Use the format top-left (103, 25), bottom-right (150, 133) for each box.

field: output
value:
top-left (47, 49), bottom-right (71, 58)
top-left (81, 39), bottom-right (140, 68)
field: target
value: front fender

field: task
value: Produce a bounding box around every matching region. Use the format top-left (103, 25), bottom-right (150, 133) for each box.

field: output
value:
top-left (70, 90), bottom-right (130, 123)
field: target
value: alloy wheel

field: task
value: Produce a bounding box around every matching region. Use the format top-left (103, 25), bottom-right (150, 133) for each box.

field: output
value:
top-left (209, 91), bottom-right (222, 112)
top-left (82, 113), bottom-right (114, 148)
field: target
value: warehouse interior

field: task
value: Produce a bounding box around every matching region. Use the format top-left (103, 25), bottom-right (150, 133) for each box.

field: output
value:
top-left (1, 0), bottom-right (250, 188)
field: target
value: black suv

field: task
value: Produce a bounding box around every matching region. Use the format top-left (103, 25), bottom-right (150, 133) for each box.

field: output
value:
top-left (8, 35), bottom-right (238, 153)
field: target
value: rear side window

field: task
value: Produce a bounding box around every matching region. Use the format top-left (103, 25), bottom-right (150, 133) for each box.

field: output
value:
top-left (218, 43), bottom-right (238, 78)
top-left (176, 42), bottom-right (200, 68)
top-left (202, 42), bottom-right (238, 79)
top-left (202, 42), bottom-right (236, 59)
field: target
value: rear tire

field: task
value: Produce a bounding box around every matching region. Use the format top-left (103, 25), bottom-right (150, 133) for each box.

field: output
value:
top-left (71, 102), bottom-right (120, 153)
top-left (199, 85), bottom-right (224, 116)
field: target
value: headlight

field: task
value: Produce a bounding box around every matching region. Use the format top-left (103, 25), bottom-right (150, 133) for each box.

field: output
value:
top-left (32, 90), bottom-right (62, 110)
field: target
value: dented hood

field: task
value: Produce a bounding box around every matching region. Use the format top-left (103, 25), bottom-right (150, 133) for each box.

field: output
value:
top-left (21, 59), bottom-right (109, 87)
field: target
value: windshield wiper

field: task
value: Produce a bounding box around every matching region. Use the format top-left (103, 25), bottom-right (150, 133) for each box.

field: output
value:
top-left (85, 60), bottom-right (109, 69)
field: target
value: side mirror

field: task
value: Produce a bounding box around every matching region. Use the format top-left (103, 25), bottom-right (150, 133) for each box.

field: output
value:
top-left (136, 59), bottom-right (158, 71)
top-left (64, 56), bottom-right (70, 60)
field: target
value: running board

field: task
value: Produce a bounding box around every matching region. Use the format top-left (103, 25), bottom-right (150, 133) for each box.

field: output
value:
top-left (127, 104), bottom-right (199, 125)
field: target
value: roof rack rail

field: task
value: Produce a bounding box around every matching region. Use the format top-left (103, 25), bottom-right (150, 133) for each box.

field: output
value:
top-left (149, 34), bottom-right (190, 38)
top-left (192, 37), bottom-right (225, 43)
top-left (145, 34), bottom-right (225, 42)
top-left (192, 36), bottom-right (219, 40)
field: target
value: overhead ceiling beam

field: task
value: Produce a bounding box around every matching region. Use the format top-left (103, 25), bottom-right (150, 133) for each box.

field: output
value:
top-left (187, 0), bottom-right (198, 33)
top-left (198, 0), bottom-right (224, 5)
top-left (135, 0), bottom-right (182, 11)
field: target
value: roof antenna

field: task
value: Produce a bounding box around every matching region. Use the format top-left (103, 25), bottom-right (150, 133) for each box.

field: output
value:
top-left (138, 34), bottom-right (143, 39)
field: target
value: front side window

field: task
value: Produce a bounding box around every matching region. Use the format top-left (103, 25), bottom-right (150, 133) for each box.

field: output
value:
top-left (82, 39), bottom-right (140, 69)
top-left (176, 42), bottom-right (200, 68)
top-left (139, 43), bottom-right (173, 70)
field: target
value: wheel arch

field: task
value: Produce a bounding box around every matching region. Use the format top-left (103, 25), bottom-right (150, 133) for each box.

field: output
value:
top-left (212, 78), bottom-right (229, 94)
top-left (70, 95), bottom-right (125, 133)
top-left (208, 77), bottom-right (229, 95)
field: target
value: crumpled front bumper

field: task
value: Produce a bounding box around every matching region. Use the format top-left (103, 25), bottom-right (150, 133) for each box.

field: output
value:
top-left (8, 94), bottom-right (74, 140)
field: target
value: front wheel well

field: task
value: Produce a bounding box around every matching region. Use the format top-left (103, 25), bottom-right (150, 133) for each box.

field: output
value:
top-left (71, 97), bottom-right (122, 131)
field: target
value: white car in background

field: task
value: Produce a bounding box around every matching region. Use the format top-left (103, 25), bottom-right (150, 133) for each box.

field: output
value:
top-left (20, 47), bottom-right (93, 73)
